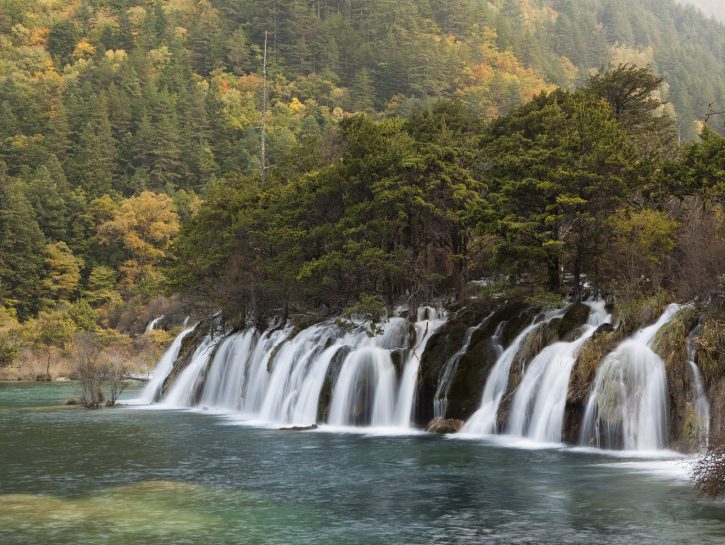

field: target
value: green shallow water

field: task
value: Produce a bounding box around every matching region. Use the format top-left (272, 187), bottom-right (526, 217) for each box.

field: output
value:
top-left (0, 382), bottom-right (723, 545)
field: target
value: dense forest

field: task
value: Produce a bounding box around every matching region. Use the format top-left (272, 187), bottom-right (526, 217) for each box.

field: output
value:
top-left (0, 0), bottom-right (723, 380)
top-left (676, 0), bottom-right (725, 24)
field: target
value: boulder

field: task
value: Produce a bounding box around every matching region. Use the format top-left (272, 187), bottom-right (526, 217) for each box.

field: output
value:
top-left (426, 417), bottom-right (464, 434)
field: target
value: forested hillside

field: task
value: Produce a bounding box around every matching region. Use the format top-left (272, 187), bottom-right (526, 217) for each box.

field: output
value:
top-left (676, 0), bottom-right (725, 24)
top-left (0, 0), bottom-right (723, 380)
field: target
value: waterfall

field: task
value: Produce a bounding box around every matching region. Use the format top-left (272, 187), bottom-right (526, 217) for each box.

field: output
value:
top-left (328, 347), bottom-right (398, 426)
top-left (139, 327), bottom-right (194, 403)
top-left (580, 304), bottom-right (683, 451)
top-left (433, 314), bottom-right (493, 419)
top-left (507, 301), bottom-right (611, 443)
top-left (394, 309), bottom-right (446, 426)
top-left (459, 307), bottom-right (568, 435)
top-left (147, 307), bottom-right (446, 430)
top-left (258, 324), bottom-right (335, 423)
top-left (145, 315), bottom-right (165, 332)
top-left (162, 336), bottom-right (218, 407)
top-left (686, 324), bottom-right (710, 447)
top-left (199, 330), bottom-right (258, 411)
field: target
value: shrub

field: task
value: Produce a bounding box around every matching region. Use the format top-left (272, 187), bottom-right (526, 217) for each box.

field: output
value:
top-left (692, 435), bottom-right (725, 499)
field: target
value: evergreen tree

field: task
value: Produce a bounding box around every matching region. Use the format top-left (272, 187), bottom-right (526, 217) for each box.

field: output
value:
top-left (0, 175), bottom-right (45, 318)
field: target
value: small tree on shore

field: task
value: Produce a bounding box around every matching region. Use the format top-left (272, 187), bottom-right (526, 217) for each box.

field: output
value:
top-left (692, 435), bottom-right (725, 499)
top-left (74, 332), bottom-right (105, 408)
top-left (73, 331), bottom-right (130, 407)
top-left (23, 310), bottom-right (76, 380)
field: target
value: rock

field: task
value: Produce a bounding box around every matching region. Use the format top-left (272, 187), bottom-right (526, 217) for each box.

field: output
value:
top-left (317, 346), bottom-right (350, 422)
top-left (280, 424), bottom-right (319, 431)
top-left (426, 417), bottom-right (464, 434)
top-left (416, 300), bottom-right (538, 426)
top-left (592, 323), bottom-right (614, 338)
top-left (65, 398), bottom-right (79, 406)
top-left (558, 303), bottom-right (591, 341)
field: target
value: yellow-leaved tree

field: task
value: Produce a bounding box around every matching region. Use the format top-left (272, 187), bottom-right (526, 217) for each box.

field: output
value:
top-left (98, 192), bottom-right (179, 295)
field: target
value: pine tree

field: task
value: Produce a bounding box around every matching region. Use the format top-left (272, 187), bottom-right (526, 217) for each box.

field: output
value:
top-left (25, 162), bottom-right (69, 242)
top-left (0, 176), bottom-right (45, 318)
top-left (40, 241), bottom-right (81, 308)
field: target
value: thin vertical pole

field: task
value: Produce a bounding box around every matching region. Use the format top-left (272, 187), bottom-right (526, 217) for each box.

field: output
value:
top-left (260, 30), bottom-right (268, 187)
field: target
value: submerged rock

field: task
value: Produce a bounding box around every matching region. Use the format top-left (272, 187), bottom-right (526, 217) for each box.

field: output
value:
top-left (426, 417), bottom-right (464, 434)
top-left (280, 424), bottom-right (319, 431)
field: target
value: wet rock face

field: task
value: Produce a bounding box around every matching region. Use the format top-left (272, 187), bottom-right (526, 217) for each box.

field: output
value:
top-left (445, 333), bottom-right (500, 421)
top-left (710, 377), bottom-right (725, 438)
top-left (426, 417), bottom-right (465, 434)
top-left (415, 300), bottom-right (538, 426)
top-left (415, 321), bottom-right (469, 426)
top-left (317, 346), bottom-right (350, 422)
top-left (559, 303), bottom-right (592, 340)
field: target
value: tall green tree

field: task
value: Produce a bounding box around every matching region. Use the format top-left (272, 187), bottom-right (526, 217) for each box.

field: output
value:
top-left (0, 175), bottom-right (45, 318)
top-left (476, 89), bottom-right (642, 295)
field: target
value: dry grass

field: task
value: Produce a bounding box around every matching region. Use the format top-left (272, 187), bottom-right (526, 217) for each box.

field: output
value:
top-left (695, 318), bottom-right (725, 384)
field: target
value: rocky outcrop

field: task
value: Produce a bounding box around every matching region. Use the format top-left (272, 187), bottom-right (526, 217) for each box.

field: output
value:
top-left (426, 417), bottom-right (464, 434)
top-left (317, 346), bottom-right (350, 422)
top-left (415, 300), bottom-right (539, 426)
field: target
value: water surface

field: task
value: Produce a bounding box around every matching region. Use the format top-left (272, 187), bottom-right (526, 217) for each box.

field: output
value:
top-left (0, 382), bottom-right (723, 544)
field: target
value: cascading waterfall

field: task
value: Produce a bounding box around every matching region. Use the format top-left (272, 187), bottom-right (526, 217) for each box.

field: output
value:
top-left (162, 335), bottom-right (218, 407)
top-left (686, 323), bottom-right (710, 447)
top-left (328, 346), bottom-right (398, 426)
top-left (145, 315), bottom-right (165, 332)
top-left (199, 330), bottom-right (258, 411)
top-left (394, 308), bottom-right (446, 426)
top-left (139, 327), bottom-right (194, 403)
top-left (459, 307), bottom-right (568, 435)
top-left (433, 314), bottom-right (493, 419)
top-left (580, 304), bottom-right (683, 451)
top-left (149, 307), bottom-right (446, 429)
top-left (507, 301), bottom-right (611, 443)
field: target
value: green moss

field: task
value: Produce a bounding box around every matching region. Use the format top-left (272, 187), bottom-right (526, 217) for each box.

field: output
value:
top-left (651, 306), bottom-right (698, 370)
top-left (615, 292), bottom-right (672, 336)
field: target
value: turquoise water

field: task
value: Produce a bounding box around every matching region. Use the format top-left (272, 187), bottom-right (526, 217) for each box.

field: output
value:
top-left (0, 382), bottom-right (723, 544)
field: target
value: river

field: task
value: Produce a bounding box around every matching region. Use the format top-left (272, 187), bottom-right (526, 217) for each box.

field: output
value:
top-left (0, 382), bottom-right (723, 544)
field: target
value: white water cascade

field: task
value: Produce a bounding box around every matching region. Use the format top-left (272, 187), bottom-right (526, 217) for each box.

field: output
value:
top-left (150, 307), bottom-right (445, 429)
top-left (139, 327), bottom-right (194, 403)
top-left (459, 307), bottom-right (568, 435)
top-left (686, 324), bottom-right (710, 447)
top-left (580, 304), bottom-right (683, 451)
top-left (162, 335), bottom-right (218, 407)
top-left (145, 315), bottom-right (165, 332)
top-left (393, 308), bottom-right (446, 427)
top-left (507, 301), bottom-right (611, 443)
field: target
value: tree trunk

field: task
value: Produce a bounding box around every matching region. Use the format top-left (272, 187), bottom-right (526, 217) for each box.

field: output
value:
top-left (547, 254), bottom-right (560, 292)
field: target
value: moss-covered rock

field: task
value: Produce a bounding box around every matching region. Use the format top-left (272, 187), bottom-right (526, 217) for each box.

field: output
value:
top-left (558, 303), bottom-right (591, 340)
top-left (415, 299), bottom-right (542, 426)
top-left (650, 307), bottom-right (700, 452)
top-left (414, 298), bottom-right (504, 426)
top-left (563, 325), bottom-right (623, 444)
